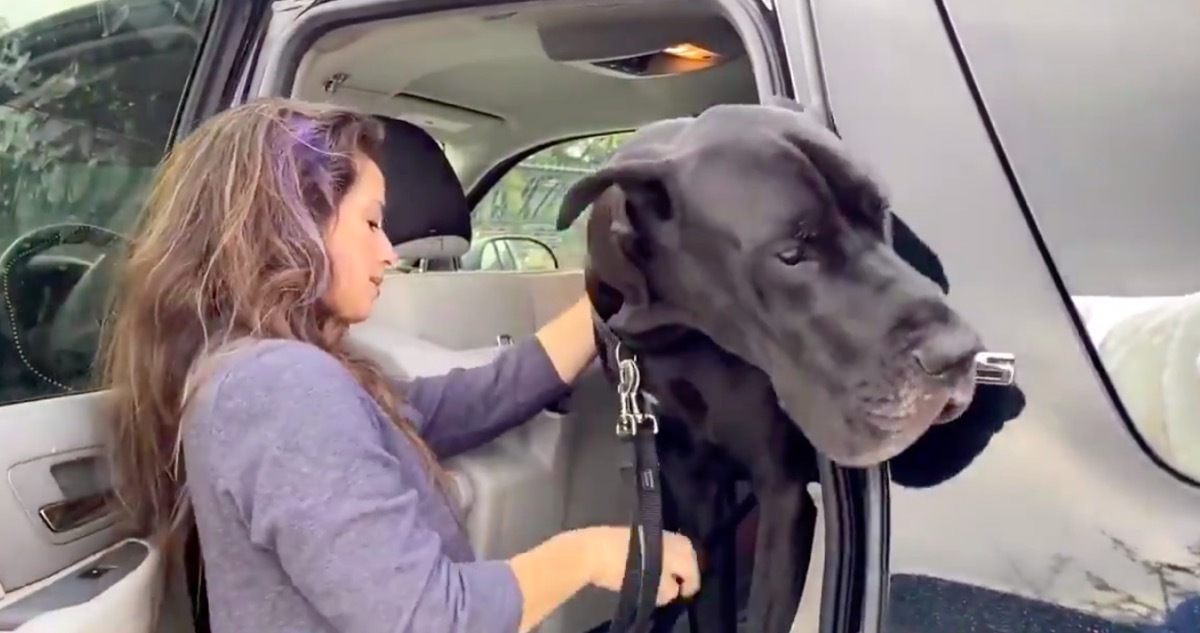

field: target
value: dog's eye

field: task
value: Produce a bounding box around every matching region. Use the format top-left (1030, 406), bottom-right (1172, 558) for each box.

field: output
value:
top-left (776, 243), bottom-right (805, 266)
top-left (778, 228), bottom-right (817, 265)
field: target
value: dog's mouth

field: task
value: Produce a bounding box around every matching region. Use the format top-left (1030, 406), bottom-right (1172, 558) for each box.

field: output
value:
top-left (841, 370), bottom-right (977, 466)
top-left (863, 374), bottom-right (975, 430)
top-left (777, 366), bottom-right (978, 468)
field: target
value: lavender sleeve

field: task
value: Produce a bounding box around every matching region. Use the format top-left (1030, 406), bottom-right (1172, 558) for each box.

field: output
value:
top-left (403, 337), bottom-right (571, 457)
top-left (208, 342), bottom-right (522, 633)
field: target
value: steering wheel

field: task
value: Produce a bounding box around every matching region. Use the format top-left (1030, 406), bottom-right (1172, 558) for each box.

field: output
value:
top-left (0, 223), bottom-right (124, 391)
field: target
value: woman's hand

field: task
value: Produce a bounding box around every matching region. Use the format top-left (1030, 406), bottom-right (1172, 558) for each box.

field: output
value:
top-left (577, 526), bottom-right (702, 605)
top-left (509, 523), bottom-right (700, 632)
top-left (534, 295), bottom-right (598, 384)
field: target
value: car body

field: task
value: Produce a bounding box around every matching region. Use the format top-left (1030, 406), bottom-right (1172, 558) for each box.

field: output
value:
top-left (0, 0), bottom-right (1197, 632)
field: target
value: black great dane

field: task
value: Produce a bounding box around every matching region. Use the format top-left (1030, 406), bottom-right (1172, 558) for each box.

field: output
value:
top-left (556, 99), bottom-right (1026, 633)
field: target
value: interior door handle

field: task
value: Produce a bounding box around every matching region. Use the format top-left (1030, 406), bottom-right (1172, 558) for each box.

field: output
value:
top-left (38, 491), bottom-right (113, 534)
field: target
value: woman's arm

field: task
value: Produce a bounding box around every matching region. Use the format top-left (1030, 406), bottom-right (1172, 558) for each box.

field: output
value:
top-left (202, 341), bottom-right (599, 633)
top-left (403, 296), bottom-right (596, 457)
top-left (510, 531), bottom-right (593, 632)
top-left (534, 295), bottom-right (598, 384)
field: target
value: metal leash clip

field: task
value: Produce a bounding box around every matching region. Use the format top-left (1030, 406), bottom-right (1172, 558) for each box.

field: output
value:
top-left (974, 351), bottom-right (1017, 386)
top-left (614, 342), bottom-right (659, 438)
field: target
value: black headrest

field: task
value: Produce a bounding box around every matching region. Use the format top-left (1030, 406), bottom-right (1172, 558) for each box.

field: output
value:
top-left (374, 117), bottom-right (472, 259)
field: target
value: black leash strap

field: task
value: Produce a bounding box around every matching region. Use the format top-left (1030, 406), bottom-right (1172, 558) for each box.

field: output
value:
top-left (608, 342), bottom-right (665, 633)
top-left (652, 488), bottom-right (759, 633)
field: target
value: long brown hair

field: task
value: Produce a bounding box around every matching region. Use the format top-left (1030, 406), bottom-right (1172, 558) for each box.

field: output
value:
top-left (97, 98), bottom-right (441, 571)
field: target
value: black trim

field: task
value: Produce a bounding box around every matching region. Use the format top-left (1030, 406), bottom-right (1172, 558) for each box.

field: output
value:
top-left (818, 462), bottom-right (879, 632)
top-left (758, 1), bottom-right (796, 98)
top-left (929, 0), bottom-right (1200, 490)
top-left (171, 0), bottom-right (273, 141)
top-left (820, 466), bottom-right (889, 632)
top-left (868, 466), bottom-right (892, 630)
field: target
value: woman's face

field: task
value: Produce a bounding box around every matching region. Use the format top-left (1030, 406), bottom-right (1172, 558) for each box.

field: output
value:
top-left (322, 154), bottom-right (395, 323)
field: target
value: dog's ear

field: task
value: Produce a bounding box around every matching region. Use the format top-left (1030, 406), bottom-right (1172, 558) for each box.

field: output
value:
top-left (555, 159), bottom-right (665, 231)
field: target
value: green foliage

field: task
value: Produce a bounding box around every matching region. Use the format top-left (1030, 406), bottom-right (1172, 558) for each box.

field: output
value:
top-left (0, 10), bottom-right (147, 242)
top-left (474, 132), bottom-right (629, 269)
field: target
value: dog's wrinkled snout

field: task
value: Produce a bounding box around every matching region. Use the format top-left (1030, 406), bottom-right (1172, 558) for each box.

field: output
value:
top-left (912, 324), bottom-right (983, 379)
top-left (908, 317), bottom-right (984, 428)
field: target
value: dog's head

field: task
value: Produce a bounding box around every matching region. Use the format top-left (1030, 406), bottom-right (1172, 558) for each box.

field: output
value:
top-left (557, 100), bottom-right (984, 467)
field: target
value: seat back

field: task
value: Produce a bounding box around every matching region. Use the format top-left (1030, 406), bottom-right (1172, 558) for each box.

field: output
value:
top-left (369, 269), bottom-right (584, 349)
top-left (375, 117), bottom-right (473, 260)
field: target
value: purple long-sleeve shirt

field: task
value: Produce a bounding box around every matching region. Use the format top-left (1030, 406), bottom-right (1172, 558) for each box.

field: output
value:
top-left (181, 336), bottom-right (571, 633)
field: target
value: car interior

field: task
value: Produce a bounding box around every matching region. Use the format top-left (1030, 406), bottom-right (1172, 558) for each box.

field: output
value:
top-left (0, 1), bottom-right (829, 632)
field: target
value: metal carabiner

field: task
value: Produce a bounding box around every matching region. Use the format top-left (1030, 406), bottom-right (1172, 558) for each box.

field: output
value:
top-left (613, 342), bottom-right (659, 437)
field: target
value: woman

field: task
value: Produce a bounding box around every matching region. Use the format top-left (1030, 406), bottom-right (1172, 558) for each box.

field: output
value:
top-left (99, 98), bottom-right (699, 633)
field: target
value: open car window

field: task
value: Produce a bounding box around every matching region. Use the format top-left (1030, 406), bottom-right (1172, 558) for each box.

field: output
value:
top-left (469, 133), bottom-right (631, 272)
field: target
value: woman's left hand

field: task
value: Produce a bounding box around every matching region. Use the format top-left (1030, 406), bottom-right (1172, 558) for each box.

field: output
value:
top-left (535, 295), bottom-right (598, 384)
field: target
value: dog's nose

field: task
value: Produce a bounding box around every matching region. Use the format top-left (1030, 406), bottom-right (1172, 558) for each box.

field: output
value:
top-left (912, 326), bottom-right (982, 378)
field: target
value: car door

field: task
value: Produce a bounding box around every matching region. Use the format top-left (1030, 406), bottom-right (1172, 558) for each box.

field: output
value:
top-left (0, 1), bottom-right (272, 631)
top-left (800, 0), bottom-right (1200, 631)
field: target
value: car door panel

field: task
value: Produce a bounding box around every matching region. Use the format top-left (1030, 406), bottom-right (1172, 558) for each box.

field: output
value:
top-left (0, 394), bottom-right (118, 601)
top-left (1, 405), bottom-right (116, 584)
top-left (806, 0), bottom-right (1200, 629)
top-left (0, 539), bottom-right (157, 633)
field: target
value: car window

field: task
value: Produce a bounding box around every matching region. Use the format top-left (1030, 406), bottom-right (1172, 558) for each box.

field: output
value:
top-left (471, 133), bottom-right (630, 271)
top-left (477, 240), bottom-right (511, 271)
top-left (0, 0), bottom-right (217, 404)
